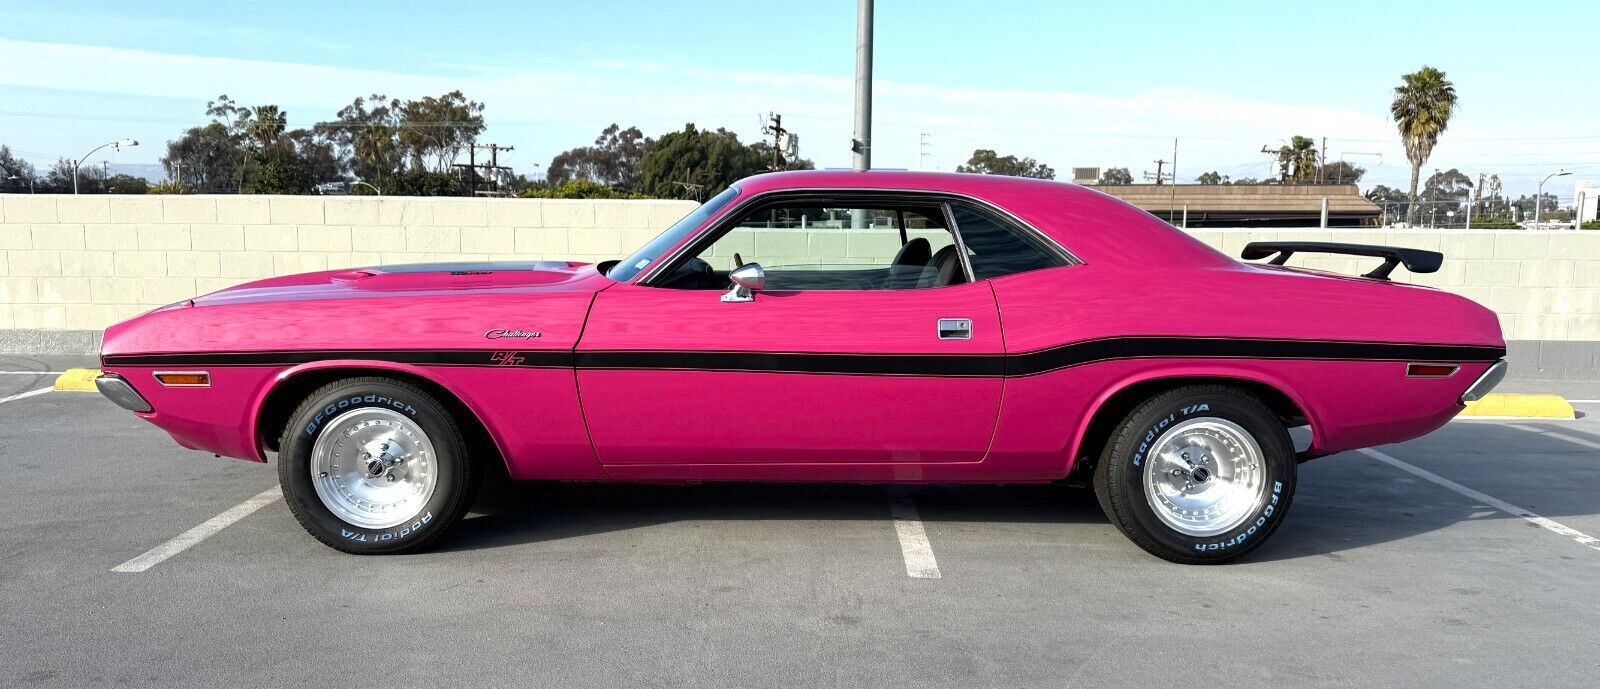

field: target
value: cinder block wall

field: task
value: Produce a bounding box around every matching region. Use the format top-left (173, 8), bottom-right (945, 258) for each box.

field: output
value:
top-left (0, 195), bottom-right (695, 341)
top-left (1, 195), bottom-right (1596, 381)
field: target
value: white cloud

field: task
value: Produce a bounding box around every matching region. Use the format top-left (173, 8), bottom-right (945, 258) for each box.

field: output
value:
top-left (2, 37), bottom-right (1592, 195)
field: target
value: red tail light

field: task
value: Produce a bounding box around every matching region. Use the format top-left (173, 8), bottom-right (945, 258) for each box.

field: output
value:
top-left (1406, 363), bottom-right (1459, 378)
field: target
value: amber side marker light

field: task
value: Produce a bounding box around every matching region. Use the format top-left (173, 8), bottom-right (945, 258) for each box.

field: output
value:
top-left (1406, 363), bottom-right (1460, 378)
top-left (153, 371), bottom-right (211, 387)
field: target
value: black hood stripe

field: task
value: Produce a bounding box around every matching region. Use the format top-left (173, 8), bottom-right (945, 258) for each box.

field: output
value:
top-left (102, 338), bottom-right (1506, 378)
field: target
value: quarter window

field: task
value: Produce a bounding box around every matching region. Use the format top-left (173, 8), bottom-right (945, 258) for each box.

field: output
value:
top-left (950, 204), bottom-right (1066, 280)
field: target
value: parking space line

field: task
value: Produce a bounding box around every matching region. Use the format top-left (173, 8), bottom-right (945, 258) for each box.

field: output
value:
top-left (0, 387), bottom-right (52, 405)
top-left (1359, 448), bottom-right (1600, 554)
top-left (0, 371), bottom-right (67, 375)
top-left (1508, 424), bottom-right (1600, 451)
top-left (886, 488), bottom-right (941, 579)
top-left (111, 487), bottom-right (282, 573)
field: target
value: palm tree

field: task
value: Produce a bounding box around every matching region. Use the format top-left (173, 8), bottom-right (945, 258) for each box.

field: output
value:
top-left (1391, 66), bottom-right (1457, 225)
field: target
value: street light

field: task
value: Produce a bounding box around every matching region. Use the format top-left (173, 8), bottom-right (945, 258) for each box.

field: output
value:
top-left (1534, 170), bottom-right (1571, 228)
top-left (6, 174), bottom-right (34, 194)
top-left (73, 139), bottom-right (138, 194)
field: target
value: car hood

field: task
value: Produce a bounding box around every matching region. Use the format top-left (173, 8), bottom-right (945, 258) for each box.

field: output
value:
top-left (193, 261), bottom-right (610, 307)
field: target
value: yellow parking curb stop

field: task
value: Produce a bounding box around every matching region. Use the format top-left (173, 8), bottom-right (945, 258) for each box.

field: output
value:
top-left (1461, 393), bottom-right (1575, 419)
top-left (54, 368), bottom-right (101, 392)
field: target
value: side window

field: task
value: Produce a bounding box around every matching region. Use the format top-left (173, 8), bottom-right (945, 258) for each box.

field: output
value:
top-left (678, 203), bottom-right (964, 291)
top-left (950, 204), bottom-right (1067, 280)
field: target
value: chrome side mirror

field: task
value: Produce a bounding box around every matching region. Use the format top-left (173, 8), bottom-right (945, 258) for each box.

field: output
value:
top-left (721, 263), bottom-right (765, 303)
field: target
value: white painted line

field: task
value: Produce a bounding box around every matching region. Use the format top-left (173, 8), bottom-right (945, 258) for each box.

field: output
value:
top-left (0, 371), bottom-right (67, 376)
top-left (886, 487), bottom-right (941, 579)
top-left (111, 487), bottom-right (282, 573)
top-left (1359, 448), bottom-right (1600, 554)
top-left (1567, 399), bottom-right (1600, 404)
top-left (1509, 424), bottom-right (1600, 451)
top-left (0, 387), bottom-right (52, 405)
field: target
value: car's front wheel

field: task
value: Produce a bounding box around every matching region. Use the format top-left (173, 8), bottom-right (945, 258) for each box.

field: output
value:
top-left (278, 377), bottom-right (477, 554)
top-left (1093, 385), bottom-right (1297, 564)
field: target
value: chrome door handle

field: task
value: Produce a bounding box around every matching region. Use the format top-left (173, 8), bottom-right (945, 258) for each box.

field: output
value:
top-left (938, 318), bottom-right (972, 340)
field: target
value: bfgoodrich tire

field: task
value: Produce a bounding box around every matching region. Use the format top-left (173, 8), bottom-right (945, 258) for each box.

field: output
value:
top-left (278, 377), bottom-right (477, 554)
top-left (1093, 385), bottom-right (1296, 564)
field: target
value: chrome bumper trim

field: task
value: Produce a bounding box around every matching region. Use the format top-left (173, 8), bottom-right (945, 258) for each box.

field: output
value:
top-left (1460, 359), bottom-right (1508, 403)
top-left (96, 373), bottom-right (152, 413)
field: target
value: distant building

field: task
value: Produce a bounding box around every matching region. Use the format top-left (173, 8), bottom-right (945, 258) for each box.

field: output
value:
top-left (1086, 183), bottom-right (1381, 227)
top-left (1576, 181), bottom-right (1598, 225)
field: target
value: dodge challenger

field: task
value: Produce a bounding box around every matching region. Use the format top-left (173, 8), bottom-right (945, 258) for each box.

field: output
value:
top-left (95, 170), bottom-right (1507, 563)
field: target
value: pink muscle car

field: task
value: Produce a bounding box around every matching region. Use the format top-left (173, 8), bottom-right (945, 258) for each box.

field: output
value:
top-left (95, 170), bottom-right (1506, 563)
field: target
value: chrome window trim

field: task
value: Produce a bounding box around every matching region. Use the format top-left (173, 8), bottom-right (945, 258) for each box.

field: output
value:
top-left (635, 186), bottom-right (1082, 286)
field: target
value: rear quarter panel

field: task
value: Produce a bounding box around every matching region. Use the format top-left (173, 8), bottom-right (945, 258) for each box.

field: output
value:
top-left (989, 261), bottom-right (1503, 474)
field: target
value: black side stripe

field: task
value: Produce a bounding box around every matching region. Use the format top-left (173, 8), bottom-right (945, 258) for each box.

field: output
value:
top-left (102, 338), bottom-right (1505, 378)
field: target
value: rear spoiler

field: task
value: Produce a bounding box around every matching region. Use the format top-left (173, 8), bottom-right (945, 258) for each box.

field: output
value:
top-left (1240, 241), bottom-right (1443, 281)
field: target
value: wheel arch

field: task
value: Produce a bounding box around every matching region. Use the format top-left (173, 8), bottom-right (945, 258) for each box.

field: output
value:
top-left (251, 361), bottom-right (507, 472)
top-left (1068, 369), bottom-right (1316, 478)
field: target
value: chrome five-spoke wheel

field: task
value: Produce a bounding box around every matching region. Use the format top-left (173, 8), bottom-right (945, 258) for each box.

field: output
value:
top-left (309, 407), bottom-right (438, 529)
top-left (1142, 417), bottom-right (1267, 537)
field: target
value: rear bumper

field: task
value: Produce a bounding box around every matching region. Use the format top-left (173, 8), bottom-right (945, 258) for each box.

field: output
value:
top-left (1460, 358), bottom-right (1508, 403)
top-left (95, 373), bottom-right (152, 412)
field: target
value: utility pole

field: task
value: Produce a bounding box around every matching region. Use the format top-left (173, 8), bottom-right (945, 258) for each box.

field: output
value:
top-left (851, 0), bottom-right (873, 172)
top-left (762, 113), bottom-right (788, 170)
top-left (469, 143), bottom-right (514, 195)
top-left (1318, 137), bottom-right (1327, 184)
top-left (919, 132), bottom-right (931, 170)
top-left (1143, 160), bottom-right (1169, 185)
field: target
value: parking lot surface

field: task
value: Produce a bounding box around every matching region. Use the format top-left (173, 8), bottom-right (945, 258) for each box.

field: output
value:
top-left (2, 359), bottom-right (1598, 688)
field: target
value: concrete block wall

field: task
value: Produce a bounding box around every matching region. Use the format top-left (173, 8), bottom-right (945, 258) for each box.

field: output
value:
top-left (0, 194), bottom-right (1595, 378)
top-left (0, 195), bottom-right (695, 339)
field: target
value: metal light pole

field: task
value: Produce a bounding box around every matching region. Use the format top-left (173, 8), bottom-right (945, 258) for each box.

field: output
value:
top-left (1534, 170), bottom-right (1570, 229)
top-left (73, 139), bottom-right (138, 194)
top-left (851, 0), bottom-right (873, 172)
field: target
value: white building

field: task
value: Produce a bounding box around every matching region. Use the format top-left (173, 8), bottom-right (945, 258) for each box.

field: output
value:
top-left (1577, 180), bottom-right (1599, 225)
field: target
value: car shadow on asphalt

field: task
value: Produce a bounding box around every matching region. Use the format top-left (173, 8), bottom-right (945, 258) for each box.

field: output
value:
top-left (440, 422), bottom-right (1600, 562)
top-left (442, 480), bottom-right (1108, 554)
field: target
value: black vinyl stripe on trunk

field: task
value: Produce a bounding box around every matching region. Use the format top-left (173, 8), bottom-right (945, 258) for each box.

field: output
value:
top-left (101, 338), bottom-right (1506, 377)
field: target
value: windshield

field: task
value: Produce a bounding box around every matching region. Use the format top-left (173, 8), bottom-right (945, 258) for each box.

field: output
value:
top-left (606, 186), bottom-right (741, 282)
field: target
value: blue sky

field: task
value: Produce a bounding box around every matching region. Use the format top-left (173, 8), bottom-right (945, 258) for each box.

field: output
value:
top-left (1, 0), bottom-right (1595, 198)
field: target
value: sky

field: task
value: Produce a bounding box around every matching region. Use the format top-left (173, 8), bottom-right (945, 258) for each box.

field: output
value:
top-left (1, 0), bottom-right (1596, 199)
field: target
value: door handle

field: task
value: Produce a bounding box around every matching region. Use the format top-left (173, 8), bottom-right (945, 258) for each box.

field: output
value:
top-left (937, 318), bottom-right (972, 340)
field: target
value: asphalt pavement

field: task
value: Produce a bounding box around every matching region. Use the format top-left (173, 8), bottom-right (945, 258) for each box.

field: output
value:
top-left (2, 359), bottom-right (1597, 688)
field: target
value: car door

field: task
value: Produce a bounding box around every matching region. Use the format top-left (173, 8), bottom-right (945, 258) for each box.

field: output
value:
top-left (575, 193), bottom-right (1005, 468)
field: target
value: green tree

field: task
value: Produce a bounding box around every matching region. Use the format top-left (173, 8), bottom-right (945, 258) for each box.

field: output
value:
top-left (519, 179), bottom-right (649, 199)
top-left (104, 174), bottom-right (149, 194)
top-left (1317, 161), bottom-right (1366, 184)
top-left (1365, 184), bottom-right (1410, 223)
top-left (637, 123), bottom-right (767, 199)
top-left (1276, 136), bottom-right (1318, 183)
top-left (0, 145), bottom-right (36, 190)
top-left (1196, 170), bottom-right (1229, 185)
top-left (955, 149), bottom-right (1055, 179)
top-left (163, 122), bottom-right (240, 192)
top-left (547, 124), bottom-right (655, 191)
top-left (1391, 66), bottom-right (1458, 224)
top-left (748, 140), bottom-right (815, 172)
top-left (397, 90), bottom-right (484, 172)
top-left (1097, 167), bottom-right (1133, 185)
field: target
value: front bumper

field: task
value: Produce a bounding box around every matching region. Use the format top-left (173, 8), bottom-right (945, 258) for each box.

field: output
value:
top-left (1460, 358), bottom-right (1508, 403)
top-left (96, 373), bottom-right (152, 412)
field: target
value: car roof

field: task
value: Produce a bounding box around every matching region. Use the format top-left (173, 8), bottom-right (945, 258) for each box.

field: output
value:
top-left (730, 170), bottom-right (1235, 271)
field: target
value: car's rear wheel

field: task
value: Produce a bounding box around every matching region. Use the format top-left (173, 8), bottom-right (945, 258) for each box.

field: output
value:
top-left (278, 377), bottom-right (477, 554)
top-left (1092, 385), bottom-right (1296, 564)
